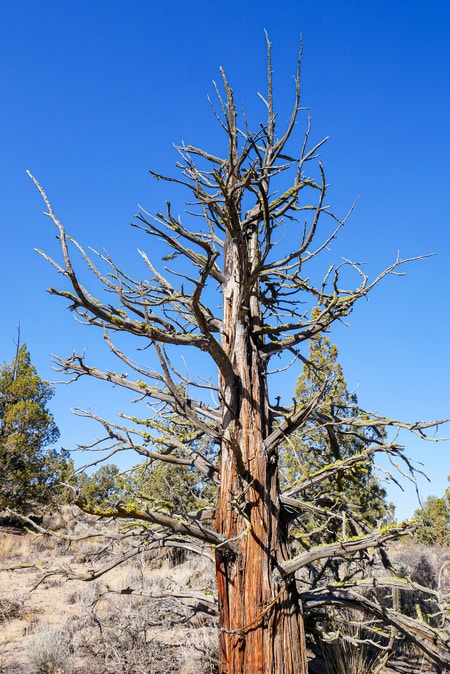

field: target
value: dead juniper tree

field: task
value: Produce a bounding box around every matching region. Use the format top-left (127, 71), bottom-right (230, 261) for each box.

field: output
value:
top-left (28, 38), bottom-right (450, 674)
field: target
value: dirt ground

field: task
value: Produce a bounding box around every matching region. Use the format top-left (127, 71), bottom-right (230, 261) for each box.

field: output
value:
top-left (0, 518), bottom-right (218, 673)
top-left (0, 517), bottom-right (446, 673)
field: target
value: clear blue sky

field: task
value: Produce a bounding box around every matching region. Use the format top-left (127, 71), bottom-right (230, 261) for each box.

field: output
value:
top-left (1, 1), bottom-right (449, 520)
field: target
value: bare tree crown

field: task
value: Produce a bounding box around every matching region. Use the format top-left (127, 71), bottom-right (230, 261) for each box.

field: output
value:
top-left (27, 38), bottom-right (450, 672)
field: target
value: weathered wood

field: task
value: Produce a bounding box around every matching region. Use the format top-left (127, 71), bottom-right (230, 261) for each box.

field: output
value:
top-left (215, 228), bottom-right (308, 673)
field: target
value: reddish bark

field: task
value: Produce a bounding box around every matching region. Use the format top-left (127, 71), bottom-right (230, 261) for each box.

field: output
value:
top-left (215, 235), bottom-right (308, 673)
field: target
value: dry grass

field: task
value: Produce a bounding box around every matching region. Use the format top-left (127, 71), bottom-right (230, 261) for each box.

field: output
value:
top-left (1, 509), bottom-right (449, 673)
top-left (0, 508), bottom-right (218, 673)
top-left (316, 608), bottom-right (392, 674)
top-left (0, 530), bottom-right (33, 562)
top-left (27, 624), bottom-right (75, 674)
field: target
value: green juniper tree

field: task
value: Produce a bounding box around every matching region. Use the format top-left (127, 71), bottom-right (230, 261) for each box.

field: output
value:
top-left (281, 332), bottom-right (391, 547)
top-left (76, 464), bottom-right (125, 510)
top-left (128, 462), bottom-right (211, 516)
top-left (0, 342), bottom-right (70, 514)
top-left (77, 459), bottom-right (214, 516)
top-left (414, 487), bottom-right (450, 547)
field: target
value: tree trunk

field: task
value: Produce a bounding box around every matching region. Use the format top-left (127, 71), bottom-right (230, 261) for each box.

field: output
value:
top-left (215, 234), bottom-right (308, 673)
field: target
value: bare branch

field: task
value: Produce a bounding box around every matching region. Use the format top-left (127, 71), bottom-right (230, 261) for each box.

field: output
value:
top-left (281, 523), bottom-right (412, 576)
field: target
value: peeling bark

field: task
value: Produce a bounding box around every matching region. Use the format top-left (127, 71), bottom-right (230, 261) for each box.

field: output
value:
top-left (215, 234), bottom-right (308, 673)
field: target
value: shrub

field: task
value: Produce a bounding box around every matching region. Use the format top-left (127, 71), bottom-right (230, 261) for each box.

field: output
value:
top-left (27, 623), bottom-right (75, 674)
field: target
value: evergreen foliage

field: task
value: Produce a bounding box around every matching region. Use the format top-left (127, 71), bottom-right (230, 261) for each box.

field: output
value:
top-left (414, 483), bottom-right (450, 546)
top-left (76, 464), bottom-right (125, 509)
top-left (0, 343), bottom-right (70, 513)
top-left (281, 332), bottom-right (390, 544)
top-left (126, 461), bottom-right (215, 517)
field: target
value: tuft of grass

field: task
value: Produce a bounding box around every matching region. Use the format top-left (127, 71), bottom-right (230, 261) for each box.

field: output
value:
top-left (27, 623), bottom-right (75, 673)
top-left (319, 636), bottom-right (375, 674)
top-left (316, 607), bottom-right (394, 674)
top-left (181, 626), bottom-right (218, 674)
